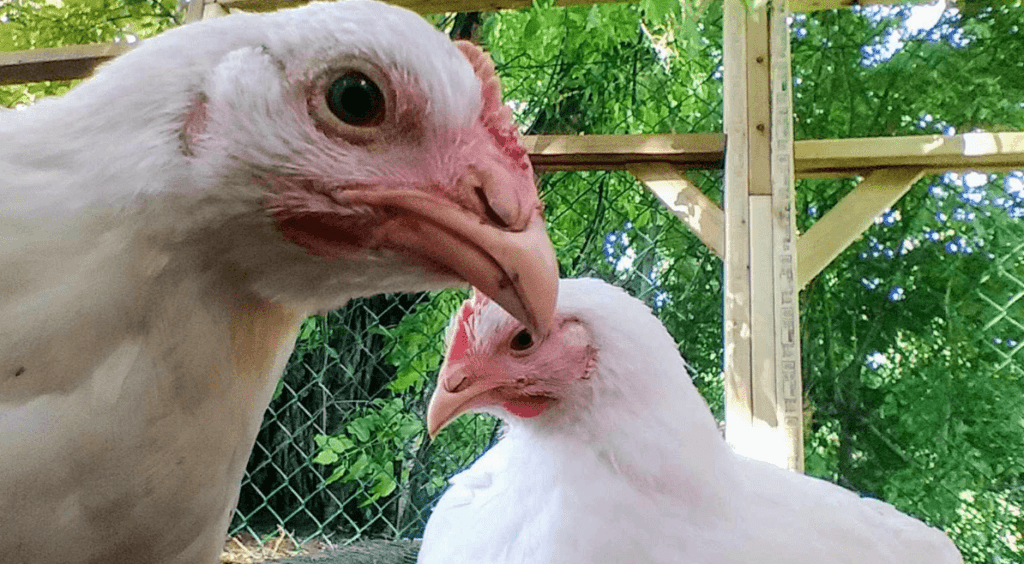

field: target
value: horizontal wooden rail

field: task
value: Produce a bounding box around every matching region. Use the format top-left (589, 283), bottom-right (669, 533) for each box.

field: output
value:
top-left (524, 133), bottom-right (725, 172)
top-left (523, 132), bottom-right (1024, 176)
top-left (0, 43), bottom-right (134, 86)
top-left (796, 132), bottom-right (1024, 177)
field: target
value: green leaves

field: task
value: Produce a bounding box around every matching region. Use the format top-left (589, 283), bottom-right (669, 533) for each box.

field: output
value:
top-left (380, 289), bottom-right (467, 394)
top-left (522, 10), bottom-right (544, 40)
top-left (312, 397), bottom-right (424, 506)
top-left (639, 0), bottom-right (681, 26)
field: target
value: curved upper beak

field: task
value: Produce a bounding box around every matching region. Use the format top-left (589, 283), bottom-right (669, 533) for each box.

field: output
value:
top-left (451, 205), bottom-right (558, 336)
top-left (426, 361), bottom-right (501, 438)
top-left (339, 181), bottom-right (559, 336)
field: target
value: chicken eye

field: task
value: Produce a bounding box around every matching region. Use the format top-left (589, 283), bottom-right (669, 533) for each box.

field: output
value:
top-left (326, 72), bottom-right (384, 126)
top-left (510, 329), bottom-right (534, 352)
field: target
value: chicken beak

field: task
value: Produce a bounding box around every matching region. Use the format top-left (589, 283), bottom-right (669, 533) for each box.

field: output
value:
top-left (280, 183), bottom-right (558, 335)
top-left (456, 206), bottom-right (558, 337)
top-left (356, 190), bottom-right (558, 336)
top-left (427, 363), bottom-right (498, 438)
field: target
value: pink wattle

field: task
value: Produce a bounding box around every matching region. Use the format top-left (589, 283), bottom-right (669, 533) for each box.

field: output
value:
top-left (502, 397), bottom-right (552, 418)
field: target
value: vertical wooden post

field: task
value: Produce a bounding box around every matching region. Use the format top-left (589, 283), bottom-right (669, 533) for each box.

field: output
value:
top-left (184, 0), bottom-right (207, 23)
top-left (185, 0), bottom-right (228, 22)
top-left (723, 0), bottom-right (803, 471)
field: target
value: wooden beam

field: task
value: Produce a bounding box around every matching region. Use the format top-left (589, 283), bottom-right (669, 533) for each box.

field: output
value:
top-left (768, 0), bottom-right (803, 473)
top-left (745, 0), bottom-right (771, 196)
top-left (526, 131), bottom-right (1024, 174)
top-left (723, 0), bottom-right (802, 472)
top-left (185, 0), bottom-right (207, 22)
top-left (628, 163), bottom-right (725, 258)
top-left (722, 0), bottom-right (755, 457)
top-left (524, 133), bottom-right (725, 172)
top-left (797, 167), bottom-right (925, 288)
top-left (796, 132), bottom-right (1024, 176)
top-left (532, 131), bottom-right (1024, 175)
top-left (748, 194), bottom-right (778, 447)
top-left (0, 43), bottom-right (133, 86)
top-left (790, 0), bottom-right (918, 10)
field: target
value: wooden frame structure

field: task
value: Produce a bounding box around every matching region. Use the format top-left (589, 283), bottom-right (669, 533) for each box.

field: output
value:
top-left (3, 0), bottom-right (1023, 471)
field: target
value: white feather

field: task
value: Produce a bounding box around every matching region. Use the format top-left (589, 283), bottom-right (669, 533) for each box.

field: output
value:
top-left (0, 3), bottom-right (486, 562)
top-left (418, 278), bottom-right (963, 564)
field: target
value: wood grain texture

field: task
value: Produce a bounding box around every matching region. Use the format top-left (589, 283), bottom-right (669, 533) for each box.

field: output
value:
top-left (722, 0), bottom-right (754, 448)
top-left (744, 1), bottom-right (772, 196)
top-left (748, 195), bottom-right (778, 436)
top-left (768, 0), bottom-right (803, 473)
top-left (185, 0), bottom-right (207, 23)
top-left (796, 132), bottom-right (1024, 176)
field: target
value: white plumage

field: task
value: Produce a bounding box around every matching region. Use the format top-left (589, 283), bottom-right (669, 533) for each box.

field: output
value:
top-left (419, 278), bottom-right (963, 564)
top-left (0, 3), bottom-right (557, 562)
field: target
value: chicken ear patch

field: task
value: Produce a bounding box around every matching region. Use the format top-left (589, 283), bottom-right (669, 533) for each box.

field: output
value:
top-left (454, 41), bottom-right (530, 173)
top-left (180, 95), bottom-right (208, 157)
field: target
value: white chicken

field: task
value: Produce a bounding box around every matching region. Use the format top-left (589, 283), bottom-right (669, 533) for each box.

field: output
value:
top-left (0, 2), bottom-right (558, 563)
top-left (419, 278), bottom-right (963, 564)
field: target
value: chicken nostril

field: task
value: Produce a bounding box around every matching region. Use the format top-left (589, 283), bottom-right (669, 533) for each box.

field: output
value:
top-left (475, 186), bottom-right (511, 230)
top-left (446, 375), bottom-right (471, 394)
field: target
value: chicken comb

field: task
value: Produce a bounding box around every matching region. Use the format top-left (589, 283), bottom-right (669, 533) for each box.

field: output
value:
top-left (470, 286), bottom-right (492, 310)
top-left (445, 289), bottom-right (492, 364)
top-left (455, 41), bottom-right (530, 172)
top-left (446, 298), bottom-right (476, 364)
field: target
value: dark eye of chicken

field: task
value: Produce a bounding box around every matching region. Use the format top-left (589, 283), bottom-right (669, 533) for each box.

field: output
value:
top-left (510, 329), bottom-right (533, 351)
top-left (327, 72), bottom-right (384, 126)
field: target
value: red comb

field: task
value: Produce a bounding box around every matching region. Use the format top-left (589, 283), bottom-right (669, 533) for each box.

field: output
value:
top-left (470, 287), bottom-right (492, 310)
top-left (455, 41), bottom-right (530, 172)
top-left (447, 299), bottom-right (475, 363)
top-left (447, 289), bottom-right (494, 363)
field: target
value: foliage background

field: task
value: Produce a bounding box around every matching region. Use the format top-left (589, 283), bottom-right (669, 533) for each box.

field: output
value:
top-left (3, 1), bottom-right (1022, 560)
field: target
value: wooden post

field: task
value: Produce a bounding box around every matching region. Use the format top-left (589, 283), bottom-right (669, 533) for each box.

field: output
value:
top-left (185, 0), bottom-right (207, 22)
top-left (723, 0), bottom-right (803, 471)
